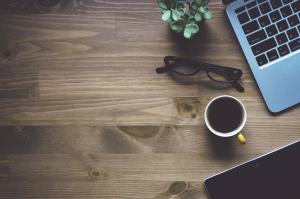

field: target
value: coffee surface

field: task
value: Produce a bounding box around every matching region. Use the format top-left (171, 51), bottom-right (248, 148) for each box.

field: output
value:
top-left (208, 98), bottom-right (242, 133)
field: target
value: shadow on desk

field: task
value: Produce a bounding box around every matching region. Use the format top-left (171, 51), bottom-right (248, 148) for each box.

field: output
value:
top-left (206, 127), bottom-right (236, 160)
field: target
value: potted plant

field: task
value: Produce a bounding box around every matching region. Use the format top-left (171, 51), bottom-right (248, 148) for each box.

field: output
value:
top-left (158, 0), bottom-right (212, 39)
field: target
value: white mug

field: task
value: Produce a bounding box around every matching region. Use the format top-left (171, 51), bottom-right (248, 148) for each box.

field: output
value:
top-left (204, 95), bottom-right (247, 144)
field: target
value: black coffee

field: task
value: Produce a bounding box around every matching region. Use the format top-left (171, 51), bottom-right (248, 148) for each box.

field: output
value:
top-left (208, 98), bottom-right (242, 133)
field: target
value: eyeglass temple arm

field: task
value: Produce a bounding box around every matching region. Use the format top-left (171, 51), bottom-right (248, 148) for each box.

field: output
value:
top-left (231, 80), bottom-right (244, 92)
top-left (156, 65), bottom-right (168, 74)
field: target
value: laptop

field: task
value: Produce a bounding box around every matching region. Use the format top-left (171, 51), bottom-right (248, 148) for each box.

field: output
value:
top-left (204, 140), bottom-right (300, 199)
top-left (226, 0), bottom-right (300, 112)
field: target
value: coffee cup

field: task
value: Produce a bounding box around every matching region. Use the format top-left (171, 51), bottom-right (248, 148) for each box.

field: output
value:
top-left (204, 95), bottom-right (247, 144)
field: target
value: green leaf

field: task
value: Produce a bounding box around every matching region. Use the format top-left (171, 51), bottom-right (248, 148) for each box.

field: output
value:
top-left (170, 18), bottom-right (186, 30)
top-left (174, 27), bottom-right (183, 33)
top-left (161, 8), bottom-right (167, 14)
top-left (203, 9), bottom-right (212, 19)
top-left (195, 0), bottom-right (202, 6)
top-left (184, 27), bottom-right (192, 39)
top-left (167, 16), bottom-right (174, 23)
top-left (172, 9), bottom-right (181, 21)
top-left (204, 5), bottom-right (208, 9)
top-left (176, 1), bottom-right (184, 9)
top-left (189, 10), bottom-right (196, 16)
top-left (195, 11), bottom-right (203, 22)
top-left (162, 10), bottom-right (171, 21)
top-left (184, 12), bottom-right (190, 19)
top-left (190, 1), bottom-right (198, 10)
top-left (198, 6), bottom-right (205, 13)
top-left (181, 14), bottom-right (186, 21)
top-left (186, 24), bottom-right (199, 33)
top-left (177, 8), bottom-right (185, 15)
top-left (202, 0), bottom-right (210, 6)
top-left (157, 0), bottom-right (167, 9)
top-left (187, 16), bottom-right (196, 24)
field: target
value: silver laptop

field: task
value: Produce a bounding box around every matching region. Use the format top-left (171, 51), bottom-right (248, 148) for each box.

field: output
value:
top-left (226, 0), bottom-right (300, 112)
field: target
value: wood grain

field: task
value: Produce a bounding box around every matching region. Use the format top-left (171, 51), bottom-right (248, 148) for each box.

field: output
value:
top-left (1, 0), bottom-right (300, 198)
top-left (0, 155), bottom-right (9, 181)
top-left (0, 0), bottom-right (158, 14)
top-left (0, 181), bottom-right (206, 199)
top-left (39, 68), bottom-right (198, 98)
top-left (6, 153), bottom-right (268, 182)
top-left (1, 96), bottom-right (300, 125)
top-left (0, 125), bottom-right (299, 154)
top-left (0, 70), bottom-right (39, 98)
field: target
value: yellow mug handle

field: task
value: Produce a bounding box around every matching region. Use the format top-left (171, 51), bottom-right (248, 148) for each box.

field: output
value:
top-left (237, 133), bottom-right (246, 144)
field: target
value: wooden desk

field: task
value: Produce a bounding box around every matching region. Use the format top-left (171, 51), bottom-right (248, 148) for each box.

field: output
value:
top-left (0, 0), bottom-right (299, 198)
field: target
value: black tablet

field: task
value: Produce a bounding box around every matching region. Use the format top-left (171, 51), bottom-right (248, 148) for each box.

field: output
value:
top-left (205, 140), bottom-right (300, 199)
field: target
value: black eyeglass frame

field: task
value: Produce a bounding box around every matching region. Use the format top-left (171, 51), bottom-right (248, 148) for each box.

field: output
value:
top-left (156, 56), bottom-right (244, 92)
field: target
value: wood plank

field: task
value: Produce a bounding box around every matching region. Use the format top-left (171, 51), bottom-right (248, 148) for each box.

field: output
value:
top-left (0, 155), bottom-right (9, 181)
top-left (0, 14), bottom-right (115, 70)
top-left (0, 0), bottom-right (158, 14)
top-left (1, 97), bottom-right (300, 125)
top-left (0, 97), bottom-right (208, 125)
top-left (8, 153), bottom-right (265, 182)
top-left (0, 181), bottom-right (207, 199)
top-left (39, 68), bottom-right (198, 98)
top-left (0, 125), bottom-right (299, 154)
top-left (116, 6), bottom-right (238, 44)
top-left (0, 70), bottom-right (39, 99)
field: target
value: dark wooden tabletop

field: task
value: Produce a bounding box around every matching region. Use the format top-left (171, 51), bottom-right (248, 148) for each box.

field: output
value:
top-left (0, 0), bottom-right (300, 198)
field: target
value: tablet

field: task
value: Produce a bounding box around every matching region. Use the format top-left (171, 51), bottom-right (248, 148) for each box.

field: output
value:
top-left (205, 140), bottom-right (300, 199)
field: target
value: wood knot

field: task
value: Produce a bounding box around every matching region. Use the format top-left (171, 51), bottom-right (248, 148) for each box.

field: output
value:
top-left (169, 181), bottom-right (189, 196)
top-left (1, 50), bottom-right (12, 59)
top-left (32, 0), bottom-right (75, 14)
top-left (175, 98), bottom-right (207, 119)
top-left (88, 168), bottom-right (103, 179)
top-left (116, 126), bottom-right (165, 138)
top-left (0, 43), bottom-right (17, 62)
top-left (36, 0), bottom-right (60, 7)
top-left (182, 104), bottom-right (193, 112)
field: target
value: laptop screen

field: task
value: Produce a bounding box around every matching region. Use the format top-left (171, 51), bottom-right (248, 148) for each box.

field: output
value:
top-left (205, 140), bottom-right (300, 199)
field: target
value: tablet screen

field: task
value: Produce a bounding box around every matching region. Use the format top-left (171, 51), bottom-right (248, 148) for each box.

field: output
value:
top-left (205, 140), bottom-right (300, 199)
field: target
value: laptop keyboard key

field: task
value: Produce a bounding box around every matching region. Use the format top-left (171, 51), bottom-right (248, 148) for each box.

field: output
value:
top-left (266, 24), bottom-right (278, 36)
top-left (270, 10), bottom-right (282, 22)
top-left (259, 15), bottom-right (271, 27)
top-left (258, 0), bottom-right (267, 3)
top-left (276, 19), bottom-right (289, 32)
top-left (247, 29), bottom-right (267, 45)
top-left (252, 37), bottom-right (277, 55)
top-left (280, 5), bottom-right (293, 17)
top-left (282, 0), bottom-right (293, 5)
top-left (242, 20), bottom-right (260, 34)
top-left (287, 28), bottom-right (299, 40)
top-left (291, 1), bottom-right (300, 13)
top-left (276, 32), bottom-right (288, 44)
top-left (267, 49), bottom-right (279, 61)
top-left (235, 6), bottom-right (245, 14)
top-left (238, 12), bottom-right (250, 24)
top-left (287, 15), bottom-right (300, 27)
top-left (288, 38), bottom-right (300, 51)
top-left (246, 1), bottom-right (257, 9)
top-left (297, 24), bottom-right (300, 32)
top-left (256, 54), bottom-right (268, 66)
top-left (278, 44), bottom-right (290, 56)
top-left (270, 0), bottom-right (283, 9)
top-left (259, 2), bottom-right (272, 14)
top-left (249, 7), bottom-right (261, 19)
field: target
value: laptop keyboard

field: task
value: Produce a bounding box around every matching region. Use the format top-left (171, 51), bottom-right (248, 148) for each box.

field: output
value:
top-left (236, 0), bottom-right (300, 66)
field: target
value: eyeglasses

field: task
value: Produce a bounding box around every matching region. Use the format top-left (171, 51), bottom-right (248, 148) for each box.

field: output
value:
top-left (156, 56), bottom-right (244, 92)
